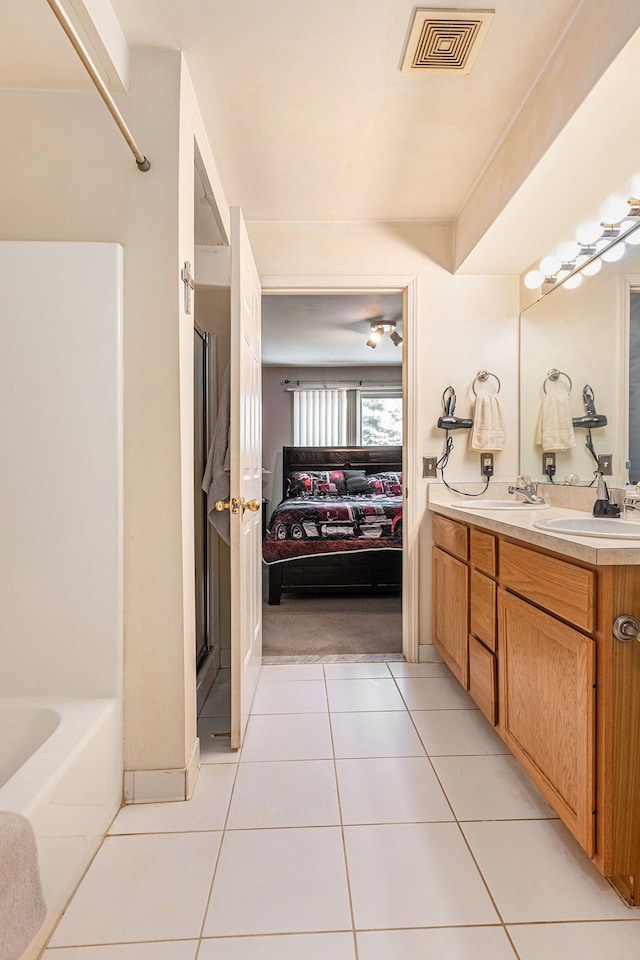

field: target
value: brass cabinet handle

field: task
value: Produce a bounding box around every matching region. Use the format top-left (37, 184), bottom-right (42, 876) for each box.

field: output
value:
top-left (213, 498), bottom-right (260, 514)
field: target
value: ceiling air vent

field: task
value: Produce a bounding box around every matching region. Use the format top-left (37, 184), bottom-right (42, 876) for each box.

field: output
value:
top-left (401, 8), bottom-right (494, 75)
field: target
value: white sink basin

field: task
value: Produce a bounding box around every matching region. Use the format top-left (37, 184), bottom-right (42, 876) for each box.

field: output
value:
top-left (534, 517), bottom-right (640, 539)
top-left (449, 499), bottom-right (549, 511)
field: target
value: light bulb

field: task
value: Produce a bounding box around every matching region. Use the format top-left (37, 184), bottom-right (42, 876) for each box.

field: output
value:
top-left (556, 269), bottom-right (571, 281)
top-left (557, 240), bottom-right (580, 262)
top-left (601, 241), bottom-right (626, 262)
top-left (563, 273), bottom-right (583, 289)
top-left (600, 194), bottom-right (629, 225)
top-left (581, 258), bottom-right (602, 276)
top-left (626, 227), bottom-right (640, 246)
top-left (370, 328), bottom-right (382, 342)
top-left (524, 269), bottom-right (545, 289)
top-left (576, 220), bottom-right (603, 245)
top-left (540, 254), bottom-right (561, 276)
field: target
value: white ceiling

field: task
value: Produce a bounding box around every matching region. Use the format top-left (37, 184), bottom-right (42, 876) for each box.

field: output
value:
top-left (262, 293), bottom-right (403, 366)
top-left (3, 0), bottom-right (584, 224)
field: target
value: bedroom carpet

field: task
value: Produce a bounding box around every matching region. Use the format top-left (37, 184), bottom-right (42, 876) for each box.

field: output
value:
top-left (262, 593), bottom-right (402, 657)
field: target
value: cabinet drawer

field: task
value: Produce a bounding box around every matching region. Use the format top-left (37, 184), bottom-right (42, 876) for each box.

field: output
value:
top-left (500, 540), bottom-right (595, 633)
top-left (470, 528), bottom-right (497, 577)
top-left (468, 634), bottom-right (497, 725)
top-left (470, 569), bottom-right (497, 652)
top-left (432, 514), bottom-right (468, 562)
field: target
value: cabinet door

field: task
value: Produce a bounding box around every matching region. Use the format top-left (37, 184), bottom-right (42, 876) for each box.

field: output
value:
top-left (468, 633), bottom-right (497, 725)
top-left (470, 568), bottom-right (497, 652)
top-left (499, 588), bottom-right (595, 855)
top-left (432, 546), bottom-right (469, 687)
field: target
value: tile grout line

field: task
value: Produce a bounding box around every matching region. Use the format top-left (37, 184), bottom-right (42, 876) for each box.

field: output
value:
top-left (193, 719), bottom-right (243, 955)
top-left (392, 669), bottom-right (526, 959)
top-left (324, 661), bottom-right (361, 960)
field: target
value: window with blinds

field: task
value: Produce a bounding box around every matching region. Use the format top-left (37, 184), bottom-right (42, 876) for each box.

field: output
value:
top-left (291, 386), bottom-right (401, 446)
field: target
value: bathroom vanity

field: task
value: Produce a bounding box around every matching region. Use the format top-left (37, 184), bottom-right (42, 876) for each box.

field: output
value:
top-left (428, 487), bottom-right (640, 906)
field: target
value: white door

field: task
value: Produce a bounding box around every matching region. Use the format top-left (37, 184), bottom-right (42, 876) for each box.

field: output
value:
top-left (229, 207), bottom-right (263, 748)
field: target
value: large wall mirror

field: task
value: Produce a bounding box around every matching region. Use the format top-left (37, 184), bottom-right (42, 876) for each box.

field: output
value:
top-left (520, 248), bottom-right (640, 487)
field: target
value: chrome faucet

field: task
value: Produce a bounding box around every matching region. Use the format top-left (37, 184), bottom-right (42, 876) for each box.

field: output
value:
top-left (623, 490), bottom-right (640, 520)
top-left (508, 475), bottom-right (545, 504)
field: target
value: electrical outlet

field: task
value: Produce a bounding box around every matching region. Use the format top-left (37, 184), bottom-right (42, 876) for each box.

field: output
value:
top-left (598, 454), bottom-right (613, 476)
top-left (542, 452), bottom-right (556, 477)
top-left (481, 453), bottom-right (494, 477)
top-left (423, 456), bottom-right (438, 478)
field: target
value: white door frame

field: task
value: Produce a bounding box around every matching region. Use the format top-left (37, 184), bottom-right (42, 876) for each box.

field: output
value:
top-left (261, 274), bottom-right (420, 663)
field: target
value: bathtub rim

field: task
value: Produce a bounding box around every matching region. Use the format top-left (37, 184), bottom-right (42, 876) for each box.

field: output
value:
top-left (0, 696), bottom-right (122, 817)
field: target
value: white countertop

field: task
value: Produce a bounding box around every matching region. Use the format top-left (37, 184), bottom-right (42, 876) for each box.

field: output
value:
top-left (427, 483), bottom-right (640, 566)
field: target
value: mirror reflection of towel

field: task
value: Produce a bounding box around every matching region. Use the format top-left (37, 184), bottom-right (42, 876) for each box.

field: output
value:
top-left (535, 393), bottom-right (576, 451)
top-left (202, 362), bottom-right (231, 544)
top-left (469, 394), bottom-right (505, 451)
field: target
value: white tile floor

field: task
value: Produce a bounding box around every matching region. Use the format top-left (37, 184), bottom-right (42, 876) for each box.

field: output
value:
top-left (44, 662), bottom-right (640, 960)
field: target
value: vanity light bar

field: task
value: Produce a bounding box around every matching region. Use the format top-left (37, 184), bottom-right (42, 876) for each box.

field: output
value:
top-left (524, 187), bottom-right (640, 293)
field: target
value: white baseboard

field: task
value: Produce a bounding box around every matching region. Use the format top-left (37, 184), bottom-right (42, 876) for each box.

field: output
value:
top-left (418, 643), bottom-right (444, 663)
top-left (124, 738), bottom-right (201, 803)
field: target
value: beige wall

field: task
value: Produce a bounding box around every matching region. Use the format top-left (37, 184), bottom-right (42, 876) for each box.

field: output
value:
top-left (250, 221), bottom-right (520, 648)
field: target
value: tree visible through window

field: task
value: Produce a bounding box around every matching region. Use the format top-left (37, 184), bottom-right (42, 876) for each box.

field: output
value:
top-left (361, 394), bottom-right (403, 445)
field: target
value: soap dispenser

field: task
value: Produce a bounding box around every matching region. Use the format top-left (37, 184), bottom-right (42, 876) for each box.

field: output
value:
top-left (592, 473), bottom-right (621, 518)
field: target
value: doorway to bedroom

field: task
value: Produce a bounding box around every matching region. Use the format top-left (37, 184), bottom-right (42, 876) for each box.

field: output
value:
top-left (261, 291), bottom-right (404, 659)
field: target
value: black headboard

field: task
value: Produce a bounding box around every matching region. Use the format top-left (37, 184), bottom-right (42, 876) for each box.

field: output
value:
top-left (282, 445), bottom-right (402, 498)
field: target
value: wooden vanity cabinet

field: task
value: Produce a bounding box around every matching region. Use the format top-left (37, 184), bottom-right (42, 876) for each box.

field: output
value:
top-left (431, 511), bottom-right (640, 903)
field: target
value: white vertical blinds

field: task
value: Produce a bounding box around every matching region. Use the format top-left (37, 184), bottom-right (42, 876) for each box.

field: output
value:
top-left (293, 389), bottom-right (349, 445)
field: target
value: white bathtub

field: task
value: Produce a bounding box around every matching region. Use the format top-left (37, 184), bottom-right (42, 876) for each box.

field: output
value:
top-left (0, 697), bottom-right (123, 958)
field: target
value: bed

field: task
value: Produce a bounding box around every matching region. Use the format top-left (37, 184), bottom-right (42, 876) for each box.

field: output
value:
top-left (263, 445), bottom-right (403, 605)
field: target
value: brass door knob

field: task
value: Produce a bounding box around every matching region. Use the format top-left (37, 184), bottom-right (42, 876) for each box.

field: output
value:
top-left (213, 498), bottom-right (260, 514)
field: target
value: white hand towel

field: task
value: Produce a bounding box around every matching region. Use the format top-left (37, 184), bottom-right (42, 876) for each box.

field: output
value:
top-left (0, 811), bottom-right (47, 960)
top-left (469, 394), bottom-right (506, 452)
top-left (535, 393), bottom-right (576, 451)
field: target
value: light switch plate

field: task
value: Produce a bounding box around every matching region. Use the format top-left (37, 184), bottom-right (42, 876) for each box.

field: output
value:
top-left (423, 456), bottom-right (438, 478)
top-left (598, 454), bottom-right (613, 476)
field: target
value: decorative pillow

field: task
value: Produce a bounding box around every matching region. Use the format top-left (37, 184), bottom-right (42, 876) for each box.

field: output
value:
top-left (365, 472), bottom-right (403, 496)
top-left (286, 470), bottom-right (346, 498)
top-left (343, 469), bottom-right (368, 493)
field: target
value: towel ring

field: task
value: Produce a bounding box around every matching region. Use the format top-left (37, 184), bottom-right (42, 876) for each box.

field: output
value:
top-left (543, 368), bottom-right (572, 394)
top-left (472, 370), bottom-right (501, 396)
